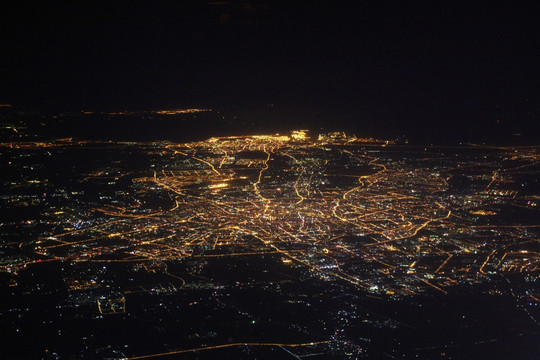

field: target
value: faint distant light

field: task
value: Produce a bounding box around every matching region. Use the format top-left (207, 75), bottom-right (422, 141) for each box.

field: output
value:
top-left (155, 108), bottom-right (212, 115)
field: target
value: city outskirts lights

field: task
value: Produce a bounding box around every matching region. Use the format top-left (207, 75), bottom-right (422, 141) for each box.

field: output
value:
top-left (155, 109), bottom-right (212, 115)
top-left (102, 108), bottom-right (212, 115)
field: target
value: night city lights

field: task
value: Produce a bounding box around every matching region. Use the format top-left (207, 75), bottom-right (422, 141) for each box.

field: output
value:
top-left (2, 1), bottom-right (540, 359)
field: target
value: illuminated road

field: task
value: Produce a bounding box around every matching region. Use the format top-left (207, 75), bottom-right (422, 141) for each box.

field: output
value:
top-left (127, 340), bottom-right (332, 359)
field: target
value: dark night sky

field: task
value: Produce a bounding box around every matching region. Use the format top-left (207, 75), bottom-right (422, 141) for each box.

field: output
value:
top-left (1, 1), bottom-right (539, 142)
